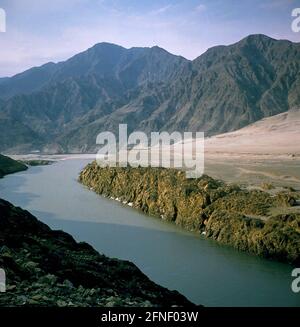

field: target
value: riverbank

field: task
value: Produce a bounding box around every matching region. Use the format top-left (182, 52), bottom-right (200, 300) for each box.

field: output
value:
top-left (0, 198), bottom-right (194, 307)
top-left (79, 163), bottom-right (300, 265)
top-left (19, 159), bottom-right (55, 166)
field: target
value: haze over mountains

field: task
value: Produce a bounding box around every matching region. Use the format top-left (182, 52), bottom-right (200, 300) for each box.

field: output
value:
top-left (0, 34), bottom-right (299, 153)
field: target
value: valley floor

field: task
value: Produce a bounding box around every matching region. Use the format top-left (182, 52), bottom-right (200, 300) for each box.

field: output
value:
top-left (205, 154), bottom-right (300, 191)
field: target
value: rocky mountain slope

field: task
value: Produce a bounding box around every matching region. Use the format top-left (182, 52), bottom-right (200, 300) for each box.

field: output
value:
top-left (0, 35), bottom-right (299, 153)
top-left (0, 198), bottom-right (193, 307)
top-left (79, 164), bottom-right (300, 265)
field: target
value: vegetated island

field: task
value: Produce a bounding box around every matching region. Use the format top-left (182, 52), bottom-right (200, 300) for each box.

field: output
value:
top-left (79, 163), bottom-right (300, 265)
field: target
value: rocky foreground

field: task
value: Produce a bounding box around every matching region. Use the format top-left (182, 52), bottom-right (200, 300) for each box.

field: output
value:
top-left (79, 164), bottom-right (300, 265)
top-left (0, 199), bottom-right (194, 307)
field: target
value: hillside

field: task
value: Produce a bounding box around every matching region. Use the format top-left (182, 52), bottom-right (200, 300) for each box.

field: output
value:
top-left (0, 198), bottom-right (193, 307)
top-left (0, 35), bottom-right (299, 153)
top-left (0, 154), bottom-right (27, 178)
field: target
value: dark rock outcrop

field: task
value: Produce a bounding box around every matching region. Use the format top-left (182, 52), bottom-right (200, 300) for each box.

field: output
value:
top-left (0, 198), bottom-right (194, 307)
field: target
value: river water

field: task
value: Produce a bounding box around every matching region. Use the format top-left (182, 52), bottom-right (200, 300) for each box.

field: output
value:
top-left (0, 158), bottom-right (299, 306)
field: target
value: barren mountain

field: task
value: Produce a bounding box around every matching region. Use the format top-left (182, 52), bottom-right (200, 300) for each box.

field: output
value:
top-left (0, 34), bottom-right (299, 153)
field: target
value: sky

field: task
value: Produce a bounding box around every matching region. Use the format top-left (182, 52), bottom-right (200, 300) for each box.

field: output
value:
top-left (0, 0), bottom-right (299, 77)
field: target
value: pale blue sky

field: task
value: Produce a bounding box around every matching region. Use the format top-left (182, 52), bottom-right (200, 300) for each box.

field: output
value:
top-left (0, 0), bottom-right (299, 76)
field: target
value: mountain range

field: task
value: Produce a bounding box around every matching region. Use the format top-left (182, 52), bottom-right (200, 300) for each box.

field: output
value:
top-left (0, 34), bottom-right (299, 153)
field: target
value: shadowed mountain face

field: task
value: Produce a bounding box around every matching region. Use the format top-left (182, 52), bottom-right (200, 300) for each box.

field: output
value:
top-left (0, 35), bottom-right (299, 153)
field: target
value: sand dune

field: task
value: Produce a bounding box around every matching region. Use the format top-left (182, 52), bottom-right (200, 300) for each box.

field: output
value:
top-left (205, 109), bottom-right (300, 156)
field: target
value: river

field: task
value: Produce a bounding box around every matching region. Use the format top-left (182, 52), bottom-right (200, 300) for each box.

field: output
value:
top-left (0, 158), bottom-right (299, 306)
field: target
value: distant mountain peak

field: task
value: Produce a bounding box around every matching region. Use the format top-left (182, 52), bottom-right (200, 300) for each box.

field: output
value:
top-left (243, 33), bottom-right (275, 41)
top-left (89, 42), bottom-right (126, 51)
top-left (0, 34), bottom-right (299, 153)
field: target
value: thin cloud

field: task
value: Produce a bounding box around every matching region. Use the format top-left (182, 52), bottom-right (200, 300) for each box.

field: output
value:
top-left (0, 0), bottom-right (299, 76)
top-left (150, 4), bottom-right (173, 15)
top-left (195, 4), bottom-right (207, 13)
